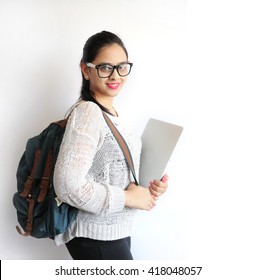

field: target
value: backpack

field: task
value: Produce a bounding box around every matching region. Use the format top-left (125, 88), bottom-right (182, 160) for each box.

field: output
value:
top-left (13, 118), bottom-right (78, 239)
top-left (13, 110), bottom-right (138, 239)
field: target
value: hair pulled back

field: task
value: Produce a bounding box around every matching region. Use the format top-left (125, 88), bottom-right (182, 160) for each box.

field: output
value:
top-left (79, 31), bottom-right (128, 113)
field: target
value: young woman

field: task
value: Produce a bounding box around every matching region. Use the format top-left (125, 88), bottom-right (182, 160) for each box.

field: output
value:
top-left (53, 31), bottom-right (169, 260)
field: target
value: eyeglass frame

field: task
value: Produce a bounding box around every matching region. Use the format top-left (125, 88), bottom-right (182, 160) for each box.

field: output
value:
top-left (85, 62), bottom-right (133, 78)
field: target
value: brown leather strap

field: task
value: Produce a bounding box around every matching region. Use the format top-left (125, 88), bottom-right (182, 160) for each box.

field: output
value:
top-left (37, 151), bottom-right (53, 203)
top-left (17, 149), bottom-right (40, 236)
top-left (102, 112), bottom-right (138, 185)
top-left (20, 149), bottom-right (41, 198)
top-left (16, 196), bottom-right (35, 236)
top-left (53, 118), bottom-right (68, 128)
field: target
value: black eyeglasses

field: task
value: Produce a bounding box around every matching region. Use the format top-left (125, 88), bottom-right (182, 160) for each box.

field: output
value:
top-left (86, 62), bottom-right (133, 78)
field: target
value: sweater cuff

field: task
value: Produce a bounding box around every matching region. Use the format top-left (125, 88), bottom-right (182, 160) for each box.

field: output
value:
top-left (108, 185), bottom-right (125, 213)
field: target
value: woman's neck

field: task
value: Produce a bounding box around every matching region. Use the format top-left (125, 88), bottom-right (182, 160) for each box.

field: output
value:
top-left (95, 97), bottom-right (118, 116)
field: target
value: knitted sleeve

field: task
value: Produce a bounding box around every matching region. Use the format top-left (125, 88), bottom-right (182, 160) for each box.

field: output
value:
top-left (53, 101), bottom-right (125, 214)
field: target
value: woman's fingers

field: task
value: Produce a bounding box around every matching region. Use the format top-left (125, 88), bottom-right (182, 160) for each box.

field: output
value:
top-left (161, 174), bottom-right (169, 182)
top-left (149, 174), bottom-right (169, 197)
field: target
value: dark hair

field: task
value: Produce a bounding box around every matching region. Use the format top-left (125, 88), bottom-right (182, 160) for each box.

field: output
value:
top-left (79, 31), bottom-right (128, 113)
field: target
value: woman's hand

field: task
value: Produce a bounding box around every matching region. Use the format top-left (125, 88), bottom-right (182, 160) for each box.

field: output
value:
top-left (149, 174), bottom-right (169, 199)
top-left (124, 183), bottom-right (156, 211)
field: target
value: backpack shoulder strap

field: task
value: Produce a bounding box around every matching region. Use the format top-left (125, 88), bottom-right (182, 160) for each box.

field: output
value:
top-left (102, 112), bottom-right (139, 186)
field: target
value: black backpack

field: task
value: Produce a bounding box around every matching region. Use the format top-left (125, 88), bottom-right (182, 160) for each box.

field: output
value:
top-left (13, 118), bottom-right (78, 238)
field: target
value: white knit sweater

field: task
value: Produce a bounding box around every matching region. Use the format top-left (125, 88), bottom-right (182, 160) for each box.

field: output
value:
top-left (53, 101), bottom-right (141, 246)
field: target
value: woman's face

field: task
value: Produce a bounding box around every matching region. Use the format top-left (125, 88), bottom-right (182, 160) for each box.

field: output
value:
top-left (81, 43), bottom-right (129, 105)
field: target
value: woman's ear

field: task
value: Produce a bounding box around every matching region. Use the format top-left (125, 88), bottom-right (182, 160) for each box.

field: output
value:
top-left (80, 62), bottom-right (90, 80)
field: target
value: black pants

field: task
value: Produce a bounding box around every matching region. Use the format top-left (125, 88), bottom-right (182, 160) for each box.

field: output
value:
top-left (65, 236), bottom-right (133, 260)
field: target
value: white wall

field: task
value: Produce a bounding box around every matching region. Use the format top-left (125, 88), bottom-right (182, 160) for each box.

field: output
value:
top-left (1, 0), bottom-right (255, 268)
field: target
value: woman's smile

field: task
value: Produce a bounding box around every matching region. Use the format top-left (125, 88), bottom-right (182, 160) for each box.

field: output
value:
top-left (106, 82), bottom-right (120, 90)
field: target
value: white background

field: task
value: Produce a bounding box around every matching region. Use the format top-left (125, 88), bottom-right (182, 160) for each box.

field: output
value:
top-left (1, 0), bottom-right (256, 278)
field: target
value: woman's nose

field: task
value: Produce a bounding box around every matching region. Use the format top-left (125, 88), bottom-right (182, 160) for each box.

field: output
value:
top-left (109, 68), bottom-right (120, 79)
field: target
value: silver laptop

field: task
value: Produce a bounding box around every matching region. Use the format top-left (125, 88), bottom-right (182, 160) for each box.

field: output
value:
top-left (139, 118), bottom-right (183, 187)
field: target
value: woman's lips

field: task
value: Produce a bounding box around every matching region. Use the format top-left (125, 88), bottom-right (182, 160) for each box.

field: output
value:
top-left (106, 83), bottom-right (120, 90)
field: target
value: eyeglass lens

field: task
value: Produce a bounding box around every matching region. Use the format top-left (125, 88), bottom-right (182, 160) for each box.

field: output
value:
top-left (98, 63), bottom-right (131, 78)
